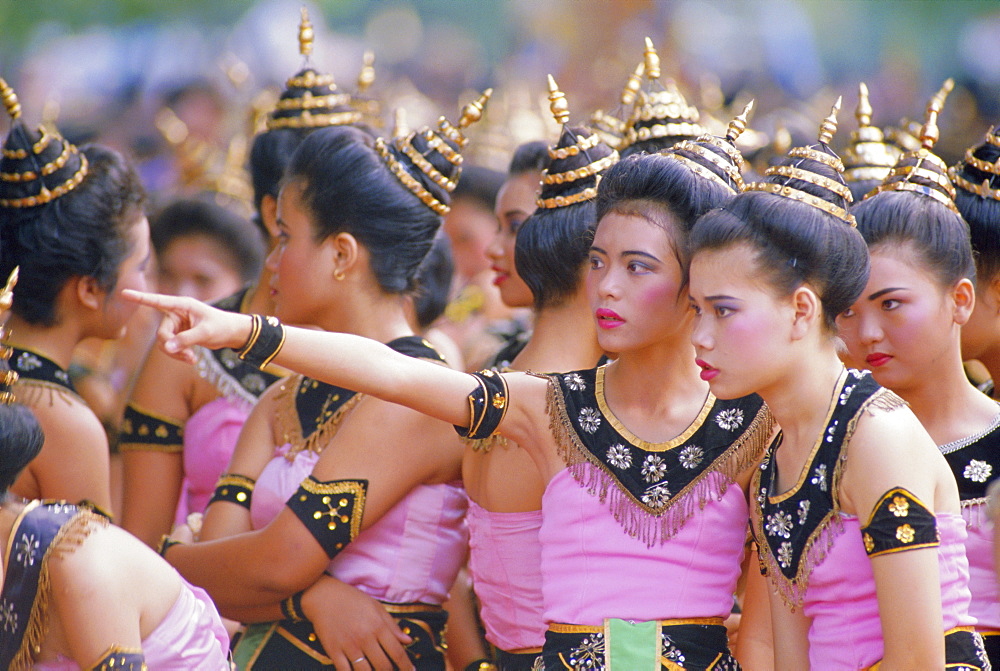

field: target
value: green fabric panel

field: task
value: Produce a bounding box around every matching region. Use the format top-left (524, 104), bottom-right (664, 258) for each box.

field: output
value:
top-left (606, 618), bottom-right (660, 670)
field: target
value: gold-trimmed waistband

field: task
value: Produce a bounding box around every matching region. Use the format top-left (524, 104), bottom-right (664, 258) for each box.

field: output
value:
top-left (977, 629), bottom-right (1000, 637)
top-left (548, 617), bottom-right (725, 634)
top-left (381, 602), bottom-right (444, 614)
top-left (864, 627), bottom-right (981, 671)
top-left (505, 646), bottom-right (543, 655)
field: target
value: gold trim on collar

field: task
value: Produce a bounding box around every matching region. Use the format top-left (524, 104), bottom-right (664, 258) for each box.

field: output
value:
top-left (594, 364), bottom-right (714, 452)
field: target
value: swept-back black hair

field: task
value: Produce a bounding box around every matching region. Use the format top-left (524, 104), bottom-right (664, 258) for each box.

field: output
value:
top-left (413, 232), bottom-right (454, 329)
top-left (514, 126), bottom-right (614, 309)
top-left (853, 191), bottom-right (974, 286)
top-left (248, 127), bottom-right (310, 227)
top-left (508, 141), bottom-right (551, 175)
top-left (690, 147), bottom-right (869, 331)
top-left (0, 144), bottom-right (146, 326)
top-left (286, 125), bottom-right (448, 294)
top-left (150, 196), bottom-right (265, 283)
top-left (595, 147), bottom-right (742, 293)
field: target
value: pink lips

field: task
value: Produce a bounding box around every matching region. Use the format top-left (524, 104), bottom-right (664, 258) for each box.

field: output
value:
top-left (866, 353), bottom-right (892, 368)
top-left (596, 308), bottom-right (625, 329)
top-left (696, 359), bottom-right (719, 381)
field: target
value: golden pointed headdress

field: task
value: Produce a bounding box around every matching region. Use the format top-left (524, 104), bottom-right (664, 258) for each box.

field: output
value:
top-left (866, 79), bottom-right (957, 213)
top-left (843, 83), bottom-right (901, 187)
top-left (266, 7), bottom-right (361, 131)
top-left (0, 79), bottom-right (89, 209)
top-left (351, 50), bottom-right (383, 128)
top-left (375, 90), bottom-right (492, 216)
top-left (663, 100), bottom-right (753, 194)
top-left (746, 97), bottom-right (857, 226)
top-left (535, 75), bottom-right (619, 210)
top-left (0, 267), bottom-right (18, 404)
top-left (950, 123), bottom-right (1000, 203)
top-left (590, 61), bottom-right (644, 149)
top-left (619, 38), bottom-right (706, 155)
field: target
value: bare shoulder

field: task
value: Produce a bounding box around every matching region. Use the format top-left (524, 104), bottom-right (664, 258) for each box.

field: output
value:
top-left (329, 393), bottom-right (464, 478)
top-left (31, 398), bottom-right (109, 455)
top-left (848, 400), bottom-right (936, 468)
top-left (841, 400), bottom-right (942, 517)
top-left (503, 371), bottom-right (553, 429)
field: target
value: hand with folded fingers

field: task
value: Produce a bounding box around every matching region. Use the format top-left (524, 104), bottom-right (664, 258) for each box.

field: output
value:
top-left (301, 575), bottom-right (415, 671)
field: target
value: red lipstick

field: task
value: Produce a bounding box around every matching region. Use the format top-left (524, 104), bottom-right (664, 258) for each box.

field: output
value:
top-left (491, 266), bottom-right (508, 286)
top-left (865, 353), bottom-right (892, 368)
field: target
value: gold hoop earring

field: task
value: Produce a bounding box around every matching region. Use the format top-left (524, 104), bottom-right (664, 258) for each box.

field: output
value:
top-left (334, 269), bottom-right (345, 281)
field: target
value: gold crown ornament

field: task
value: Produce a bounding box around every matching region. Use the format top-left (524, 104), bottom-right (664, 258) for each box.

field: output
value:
top-left (375, 89), bottom-right (492, 216)
top-left (619, 38), bottom-right (706, 154)
top-left (351, 50), bottom-right (383, 128)
top-left (950, 123), bottom-right (1000, 202)
top-left (866, 78), bottom-right (958, 213)
top-left (746, 97), bottom-right (857, 226)
top-left (0, 78), bottom-right (89, 209)
top-left (266, 7), bottom-right (361, 131)
top-left (535, 75), bottom-right (619, 210)
top-left (590, 60), bottom-right (645, 149)
top-left (843, 82), bottom-right (902, 186)
top-left (663, 100), bottom-right (754, 194)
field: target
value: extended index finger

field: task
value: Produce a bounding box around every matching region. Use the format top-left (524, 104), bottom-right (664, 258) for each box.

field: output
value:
top-left (122, 289), bottom-right (188, 314)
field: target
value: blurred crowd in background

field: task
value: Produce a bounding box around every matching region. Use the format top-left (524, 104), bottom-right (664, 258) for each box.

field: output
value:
top-left (1, 0), bottom-right (999, 440)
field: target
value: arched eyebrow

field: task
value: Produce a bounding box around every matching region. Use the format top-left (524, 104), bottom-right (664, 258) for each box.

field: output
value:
top-left (867, 287), bottom-right (906, 301)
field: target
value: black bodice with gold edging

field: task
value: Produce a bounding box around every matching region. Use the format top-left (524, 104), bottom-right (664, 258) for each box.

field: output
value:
top-left (8, 345), bottom-right (83, 406)
top-left (275, 335), bottom-right (445, 458)
top-left (938, 407), bottom-right (1000, 505)
top-left (752, 368), bottom-right (906, 606)
top-left (546, 364), bottom-right (774, 547)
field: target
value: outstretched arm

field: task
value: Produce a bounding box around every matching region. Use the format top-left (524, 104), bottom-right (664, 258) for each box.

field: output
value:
top-left (126, 290), bottom-right (477, 428)
top-left (124, 290), bottom-right (555, 467)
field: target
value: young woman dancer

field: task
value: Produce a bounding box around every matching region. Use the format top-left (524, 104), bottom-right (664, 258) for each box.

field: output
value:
top-left (0, 79), bottom-right (149, 519)
top-left (838, 94), bottom-right (1000, 665)
top-left (466, 100), bottom-right (614, 668)
top-left (482, 140), bottom-right (548, 370)
top-left (119, 12), bottom-right (362, 546)
top-left (154, 93), bottom-right (493, 670)
top-left (688, 99), bottom-right (984, 669)
top-left (131, 91), bottom-right (772, 669)
top-left (0, 271), bottom-right (230, 671)
top-left (150, 196), bottom-right (265, 303)
top-left (954, 123), bottom-right (1000, 395)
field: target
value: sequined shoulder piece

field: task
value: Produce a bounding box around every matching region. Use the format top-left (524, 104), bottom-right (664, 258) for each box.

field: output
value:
top-left (194, 286), bottom-right (284, 407)
top-left (544, 365), bottom-right (774, 546)
top-left (8, 346), bottom-right (84, 408)
top-left (274, 335), bottom-right (445, 460)
top-left (1, 501), bottom-right (109, 670)
top-left (752, 369), bottom-right (906, 607)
